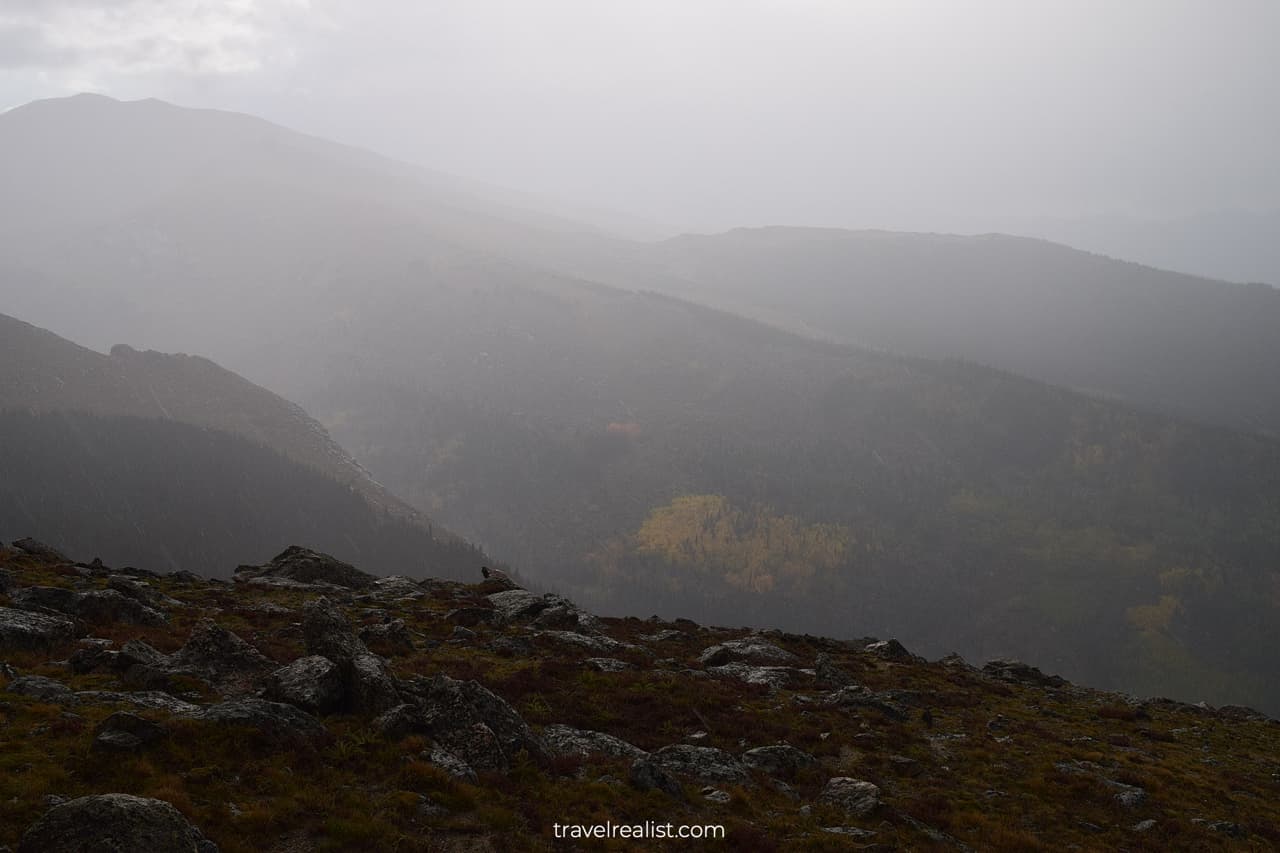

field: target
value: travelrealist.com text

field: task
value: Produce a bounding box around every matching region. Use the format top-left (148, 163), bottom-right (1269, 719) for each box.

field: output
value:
top-left (552, 821), bottom-right (727, 840)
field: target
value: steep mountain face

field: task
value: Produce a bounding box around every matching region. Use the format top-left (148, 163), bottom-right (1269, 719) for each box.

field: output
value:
top-left (566, 228), bottom-right (1280, 436)
top-left (1, 95), bottom-right (1278, 714)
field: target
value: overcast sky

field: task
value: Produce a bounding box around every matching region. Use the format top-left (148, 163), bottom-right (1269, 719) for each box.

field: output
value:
top-left (2, 0), bottom-right (1277, 234)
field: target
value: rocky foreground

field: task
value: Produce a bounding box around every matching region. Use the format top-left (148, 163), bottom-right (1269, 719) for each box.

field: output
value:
top-left (0, 539), bottom-right (1277, 851)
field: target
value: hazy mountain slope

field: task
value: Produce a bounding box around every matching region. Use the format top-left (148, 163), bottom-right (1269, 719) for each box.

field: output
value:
top-left (582, 228), bottom-right (1280, 436)
top-left (0, 410), bottom-right (484, 578)
top-left (0, 312), bottom-right (417, 520)
top-left (1, 95), bottom-right (1277, 712)
top-left (303, 283), bottom-right (1280, 714)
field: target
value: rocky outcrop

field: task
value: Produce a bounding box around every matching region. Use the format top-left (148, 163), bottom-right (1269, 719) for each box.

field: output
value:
top-left (17, 793), bottom-right (217, 853)
top-left (0, 606), bottom-right (80, 650)
top-left (12, 586), bottom-right (165, 626)
top-left (819, 777), bottom-right (881, 817)
top-left (983, 659), bottom-right (1068, 688)
top-left (234, 546), bottom-right (375, 590)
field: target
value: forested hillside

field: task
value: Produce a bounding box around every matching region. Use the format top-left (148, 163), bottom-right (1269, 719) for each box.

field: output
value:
top-left (0, 411), bottom-right (485, 578)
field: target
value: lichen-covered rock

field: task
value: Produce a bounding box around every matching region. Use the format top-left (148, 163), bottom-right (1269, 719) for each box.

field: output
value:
top-left (400, 674), bottom-right (546, 770)
top-left (169, 619), bottom-right (273, 689)
top-left (700, 637), bottom-right (799, 667)
top-left (651, 745), bottom-right (749, 783)
top-left (263, 655), bottom-right (343, 714)
top-left (75, 589), bottom-right (167, 626)
top-left (424, 746), bottom-right (478, 783)
top-left (374, 703), bottom-right (430, 739)
top-left (542, 724), bottom-right (647, 760)
top-left (301, 598), bottom-right (399, 713)
top-left (302, 597), bottom-right (368, 663)
top-left (705, 662), bottom-right (798, 690)
top-left (819, 777), bottom-right (881, 817)
top-left (92, 711), bottom-right (167, 753)
top-left (12, 586), bottom-right (165, 626)
top-left (74, 691), bottom-right (200, 714)
top-left (10, 538), bottom-right (69, 563)
top-left (486, 589), bottom-right (552, 621)
top-left (187, 698), bottom-right (327, 746)
top-left (0, 606), bottom-right (80, 650)
top-left (864, 639), bottom-right (922, 663)
top-left (983, 659), bottom-right (1068, 688)
top-left (741, 744), bottom-right (817, 778)
top-left (7, 675), bottom-right (76, 704)
top-left (17, 793), bottom-right (217, 853)
top-left (235, 546), bottom-right (375, 590)
top-left (358, 618), bottom-right (415, 655)
top-left (365, 576), bottom-right (425, 601)
top-left (630, 757), bottom-right (685, 799)
top-left (814, 652), bottom-right (854, 687)
top-left (11, 586), bottom-right (80, 615)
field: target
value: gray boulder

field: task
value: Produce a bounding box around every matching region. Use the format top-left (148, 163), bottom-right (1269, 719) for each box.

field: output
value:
top-left (92, 712), bottom-right (167, 753)
top-left (18, 793), bottom-right (217, 853)
top-left (263, 656), bottom-right (343, 714)
top-left (486, 589), bottom-right (552, 622)
top-left (400, 674), bottom-right (546, 770)
top-left (358, 619), bottom-right (415, 655)
top-left (0, 606), bottom-right (80, 650)
top-left (864, 639), bottom-right (922, 663)
top-left (169, 619), bottom-right (273, 689)
top-left (75, 590), bottom-right (167, 626)
top-left (11, 538), bottom-right (69, 563)
top-left (187, 698), bottom-right (327, 746)
top-left (700, 637), bottom-right (799, 667)
top-left (630, 757), bottom-right (685, 799)
top-left (13, 586), bottom-right (164, 626)
top-left (820, 777), bottom-right (881, 817)
top-left (301, 597), bottom-right (400, 714)
top-left (542, 724), bottom-right (647, 760)
top-left (741, 744), bottom-right (817, 778)
top-left (74, 691), bottom-right (200, 714)
top-left (814, 653), bottom-right (854, 687)
top-left (7, 675), bottom-right (76, 704)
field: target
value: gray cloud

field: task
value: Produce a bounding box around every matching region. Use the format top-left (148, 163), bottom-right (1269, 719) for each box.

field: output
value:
top-left (2, 0), bottom-right (1277, 236)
